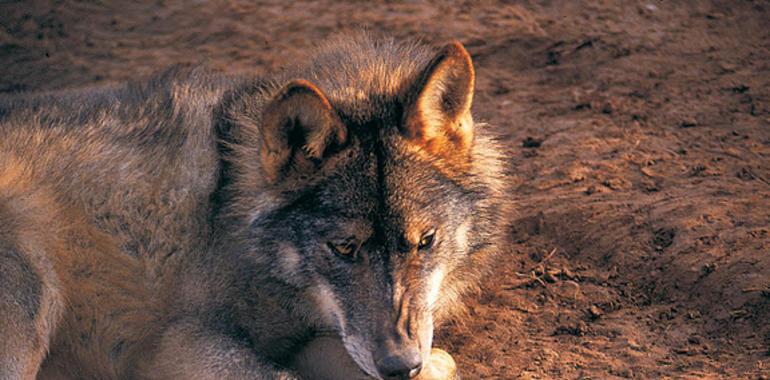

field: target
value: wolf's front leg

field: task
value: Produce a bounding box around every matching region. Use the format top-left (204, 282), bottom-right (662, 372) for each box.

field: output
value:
top-left (139, 320), bottom-right (297, 380)
top-left (290, 337), bottom-right (459, 380)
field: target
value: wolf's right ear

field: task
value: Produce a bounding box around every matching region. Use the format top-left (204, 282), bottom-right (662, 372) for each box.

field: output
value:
top-left (260, 80), bottom-right (347, 183)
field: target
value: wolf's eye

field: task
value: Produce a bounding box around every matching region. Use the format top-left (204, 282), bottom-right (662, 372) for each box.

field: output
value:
top-left (418, 229), bottom-right (436, 251)
top-left (327, 239), bottom-right (358, 260)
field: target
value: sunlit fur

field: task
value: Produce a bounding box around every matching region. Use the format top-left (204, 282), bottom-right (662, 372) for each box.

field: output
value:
top-left (0, 33), bottom-right (509, 379)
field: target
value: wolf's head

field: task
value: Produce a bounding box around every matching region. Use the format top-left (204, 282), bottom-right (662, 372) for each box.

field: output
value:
top-left (223, 34), bottom-right (506, 379)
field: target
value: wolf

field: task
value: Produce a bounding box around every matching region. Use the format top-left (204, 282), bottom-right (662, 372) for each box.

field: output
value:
top-left (0, 33), bottom-right (508, 379)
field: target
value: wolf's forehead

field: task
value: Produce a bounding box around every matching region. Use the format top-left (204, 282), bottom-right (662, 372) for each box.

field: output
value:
top-left (330, 142), bottom-right (450, 220)
top-left (327, 89), bottom-right (403, 126)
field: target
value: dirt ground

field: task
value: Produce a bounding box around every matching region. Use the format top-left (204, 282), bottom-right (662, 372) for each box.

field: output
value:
top-left (1, 1), bottom-right (768, 378)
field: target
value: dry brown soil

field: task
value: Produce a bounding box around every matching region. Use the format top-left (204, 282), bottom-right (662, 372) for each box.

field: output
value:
top-left (1, 1), bottom-right (769, 378)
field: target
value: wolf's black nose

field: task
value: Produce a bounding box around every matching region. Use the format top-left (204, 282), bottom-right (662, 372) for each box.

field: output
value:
top-left (376, 349), bottom-right (422, 379)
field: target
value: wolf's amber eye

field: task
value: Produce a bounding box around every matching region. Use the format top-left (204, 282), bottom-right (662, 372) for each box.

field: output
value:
top-left (327, 239), bottom-right (358, 260)
top-left (418, 229), bottom-right (436, 251)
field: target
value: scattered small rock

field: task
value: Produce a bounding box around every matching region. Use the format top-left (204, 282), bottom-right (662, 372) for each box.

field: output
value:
top-left (679, 117), bottom-right (698, 128)
top-left (555, 321), bottom-right (589, 336)
top-left (640, 166), bottom-right (656, 178)
top-left (611, 367), bottom-right (635, 378)
top-left (731, 84), bottom-right (749, 93)
top-left (574, 102), bottom-right (591, 110)
top-left (719, 62), bottom-right (737, 73)
top-left (522, 136), bottom-right (543, 148)
top-left (546, 50), bottom-right (561, 65)
top-left (621, 338), bottom-right (644, 352)
top-left (569, 166), bottom-right (590, 182)
top-left (516, 371), bottom-right (539, 380)
top-left (643, 180), bottom-right (660, 192)
top-left (705, 12), bottom-right (725, 20)
top-left (729, 309), bottom-right (750, 320)
top-left (602, 178), bottom-right (624, 190)
top-left (702, 263), bottom-right (717, 276)
top-left (737, 167), bottom-right (756, 181)
top-left (492, 84), bottom-right (511, 95)
top-left (652, 228), bottom-right (676, 251)
top-left (588, 305), bottom-right (604, 320)
top-left (601, 101), bottom-right (614, 114)
top-left (689, 164), bottom-right (707, 177)
top-left (674, 347), bottom-right (695, 356)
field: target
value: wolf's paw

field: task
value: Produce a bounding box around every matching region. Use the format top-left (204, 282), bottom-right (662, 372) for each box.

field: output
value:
top-left (414, 348), bottom-right (458, 380)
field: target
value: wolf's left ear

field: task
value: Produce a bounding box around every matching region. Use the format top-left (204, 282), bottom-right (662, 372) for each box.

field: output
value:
top-left (403, 41), bottom-right (475, 157)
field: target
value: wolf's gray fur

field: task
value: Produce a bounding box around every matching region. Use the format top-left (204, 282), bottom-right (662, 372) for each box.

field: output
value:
top-left (0, 33), bottom-right (508, 380)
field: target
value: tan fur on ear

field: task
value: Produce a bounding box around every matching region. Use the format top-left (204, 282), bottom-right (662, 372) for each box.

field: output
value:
top-left (260, 80), bottom-right (347, 183)
top-left (403, 41), bottom-right (475, 160)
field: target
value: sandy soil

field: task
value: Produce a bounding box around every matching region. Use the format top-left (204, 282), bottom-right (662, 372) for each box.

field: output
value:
top-left (1, 1), bottom-right (768, 378)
